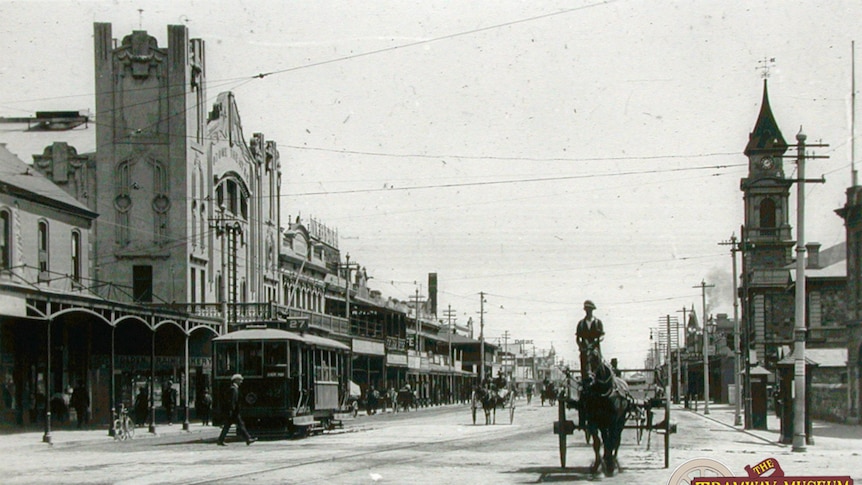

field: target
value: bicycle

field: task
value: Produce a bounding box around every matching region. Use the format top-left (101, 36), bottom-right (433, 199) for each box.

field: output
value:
top-left (113, 403), bottom-right (135, 440)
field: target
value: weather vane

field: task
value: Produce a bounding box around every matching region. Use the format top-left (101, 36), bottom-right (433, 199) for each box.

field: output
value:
top-left (757, 57), bottom-right (776, 79)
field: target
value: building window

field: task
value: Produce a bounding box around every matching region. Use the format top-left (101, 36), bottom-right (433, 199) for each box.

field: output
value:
top-left (71, 231), bottom-right (81, 283)
top-left (0, 209), bottom-right (10, 269)
top-left (191, 267), bottom-right (197, 304)
top-left (133, 265), bottom-right (153, 302)
top-left (38, 220), bottom-right (49, 280)
top-left (201, 269), bottom-right (206, 304)
top-left (759, 198), bottom-right (776, 231)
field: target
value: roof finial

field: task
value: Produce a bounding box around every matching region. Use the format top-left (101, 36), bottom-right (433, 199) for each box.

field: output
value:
top-left (137, 9), bottom-right (144, 29)
top-left (757, 57), bottom-right (776, 79)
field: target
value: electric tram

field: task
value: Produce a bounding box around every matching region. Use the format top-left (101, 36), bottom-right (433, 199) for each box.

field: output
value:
top-left (212, 324), bottom-right (351, 436)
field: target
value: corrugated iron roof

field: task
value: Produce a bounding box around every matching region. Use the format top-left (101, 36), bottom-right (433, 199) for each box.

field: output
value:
top-left (0, 144), bottom-right (95, 217)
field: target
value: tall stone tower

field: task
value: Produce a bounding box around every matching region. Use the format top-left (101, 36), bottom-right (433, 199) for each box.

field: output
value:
top-left (93, 23), bottom-right (207, 304)
top-left (740, 80), bottom-right (795, 368)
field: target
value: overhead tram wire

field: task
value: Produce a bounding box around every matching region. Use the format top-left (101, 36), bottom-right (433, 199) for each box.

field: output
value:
top-left (4, 1), bottom-right (615, 113)
top-left (285, 163), bottom-right (744, 197)
top-left (249, 1), bottom-right (619, 81)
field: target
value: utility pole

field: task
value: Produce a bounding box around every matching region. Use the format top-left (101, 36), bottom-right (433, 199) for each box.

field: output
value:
top-left (740, 225), bottom-right (754, 429)
top-left (338, 253), bottom-right (360, 324)
top-left (443, 305), bottom-right (457, 403)
top-left (720, 235), bottom-right (743, 426)
top-left (677, 305), bottom-right (689, 405)
top-left (694, 280), bottom-right (714, 414)
top-left (211, 206), bottom-right (242, 331)
top-left (411, 287), bottom-right (425, 353)
top-left (789, 129), bottom-right (828, 452)
top-left (479, 292), bottom-right (486, 384)
top-left (501, 330), bottom-right (510, 379)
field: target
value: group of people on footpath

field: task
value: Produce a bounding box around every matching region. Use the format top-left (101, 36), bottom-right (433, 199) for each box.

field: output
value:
top-left (132, 381), bottom-right (213, 428)
top-left (43, 381), bottom-right (91, 429)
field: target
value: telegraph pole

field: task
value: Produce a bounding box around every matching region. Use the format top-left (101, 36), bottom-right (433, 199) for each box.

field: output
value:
top-left (210, 206), bottom-right (242, 331)
top-left (411, 287), bottom-right (425, 353)
top-left (443, 305), bottom-right (457, 403)
top-left (479, 292), bottom-right (486, 384)
top-left (789, 129), bottom-right (828, 452)
top-left (501, 330), bottom-right (510, 378)
top-left (694, 280), bottom-right (714, 414)
top-left (720, 235), bottom-right (743, 426)
top-left (677, 305), bottom-right (689, 405)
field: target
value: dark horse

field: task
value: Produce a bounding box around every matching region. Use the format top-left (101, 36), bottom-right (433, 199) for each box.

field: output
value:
top-left (580, 342), bottom-right (631, 476)
top-left (540, 381), bottom-right (556, 406)
top-left (473, 385), bottom-right (508, 425)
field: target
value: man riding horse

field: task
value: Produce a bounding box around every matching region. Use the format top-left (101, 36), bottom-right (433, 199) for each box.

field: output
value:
top-left (575, 299), bottom-right (631, 476)
top-left (576, 300), bottom-right (604, 427)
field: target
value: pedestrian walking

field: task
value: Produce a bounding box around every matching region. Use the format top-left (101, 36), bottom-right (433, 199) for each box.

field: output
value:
top-left (162, 379), bottom-right (177, 425)
top-left (70, 381), bottom-right (89, 429)
top-left (217, 374), bottom-right (256, 446)
top-left (197, 387), bottom-right (212, 426)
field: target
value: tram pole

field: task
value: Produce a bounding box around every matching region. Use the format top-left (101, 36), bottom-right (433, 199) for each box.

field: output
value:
top-left (694, 280), bottom-right (714, 414)
top-left (789, 129), bottom-right (827, 452)
top-left (479, 292), bottom-right (485, 385)
top-left (665, 315), bottom-right (672, 468)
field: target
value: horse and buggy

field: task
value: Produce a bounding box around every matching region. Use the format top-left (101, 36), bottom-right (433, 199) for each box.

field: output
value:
top-left (471, 377), bottom-right (516, 425)
top-left (553, 341), bottom-right (672, 476)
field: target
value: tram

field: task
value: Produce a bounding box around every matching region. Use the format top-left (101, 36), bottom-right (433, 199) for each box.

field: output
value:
top-left (212, 324), bottom-right (351, 436)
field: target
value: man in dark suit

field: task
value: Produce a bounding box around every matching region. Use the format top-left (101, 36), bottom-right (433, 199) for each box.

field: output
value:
top-left (217, 374), bottom-right (256, 446)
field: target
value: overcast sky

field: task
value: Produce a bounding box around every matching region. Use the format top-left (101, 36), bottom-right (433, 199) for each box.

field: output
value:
top-left (2, 0), bottom-right (861, 368)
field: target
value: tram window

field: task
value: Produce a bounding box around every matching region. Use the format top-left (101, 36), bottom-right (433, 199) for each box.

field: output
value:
top-left (315, 349), bottom-right (336, 382)
top-left (264, 341), bottom-right (287, 377)
top-left (215, 342), bottom-right (237, 377)
top-left (238, 341), bottom-right (263, 377)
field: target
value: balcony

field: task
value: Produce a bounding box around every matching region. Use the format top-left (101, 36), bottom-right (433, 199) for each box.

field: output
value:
top-left (169, 302), bottom-right (350, 335)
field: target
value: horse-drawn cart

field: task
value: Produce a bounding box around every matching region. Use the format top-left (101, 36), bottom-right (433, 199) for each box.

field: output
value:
top-left (553, 363), bottom-right (674, 475)
top-left (471, 385), bottom-right (515, 425)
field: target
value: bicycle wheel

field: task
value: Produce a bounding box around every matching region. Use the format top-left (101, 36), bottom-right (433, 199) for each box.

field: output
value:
top-left (113, 419), bottom-right (126, 440)
top-left (124, 416), bottom-right (135, 439)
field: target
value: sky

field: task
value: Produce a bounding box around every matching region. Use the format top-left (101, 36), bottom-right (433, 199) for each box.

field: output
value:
top-left (1, 0), bottom-right (861, 369)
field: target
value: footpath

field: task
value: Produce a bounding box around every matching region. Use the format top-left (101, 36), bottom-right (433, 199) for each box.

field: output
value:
top-left (685, 402), bottom-right (862, 452)
top-left (0, 421), bottom-right (221, 451)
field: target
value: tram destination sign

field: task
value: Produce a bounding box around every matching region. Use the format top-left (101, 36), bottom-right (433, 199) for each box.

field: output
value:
top-left (514, 339), bottom-right (533, 344)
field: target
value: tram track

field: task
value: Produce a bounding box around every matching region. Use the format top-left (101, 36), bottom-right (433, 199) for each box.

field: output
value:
top-left (181, 413), bottom-right (542, 484)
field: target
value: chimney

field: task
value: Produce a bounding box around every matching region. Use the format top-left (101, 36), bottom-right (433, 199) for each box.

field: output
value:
top-left (806, 242), bottom-right (821, 269)
top-left (428, 273), bottom-right (438, 317)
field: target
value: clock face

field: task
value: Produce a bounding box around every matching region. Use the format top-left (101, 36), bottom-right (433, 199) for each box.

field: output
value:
top-left (759, 157), bottom-right (774, 169)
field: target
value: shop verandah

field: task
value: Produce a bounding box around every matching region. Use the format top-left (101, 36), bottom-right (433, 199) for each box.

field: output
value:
top-left (0, 283), bottom-right (223, 436)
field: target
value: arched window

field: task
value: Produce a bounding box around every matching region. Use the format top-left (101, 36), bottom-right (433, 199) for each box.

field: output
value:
top-left (0, 209), bottom-right (10, 269)
top-left (71, 230), bottom-right (81, 283)
top-left (759, 198), bottom-right (777, 232)
top-left (38, 220), bottom-right (49, 280)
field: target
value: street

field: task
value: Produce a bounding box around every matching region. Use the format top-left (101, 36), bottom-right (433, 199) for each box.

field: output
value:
top-left (1, 399), bottom-right (860, 484)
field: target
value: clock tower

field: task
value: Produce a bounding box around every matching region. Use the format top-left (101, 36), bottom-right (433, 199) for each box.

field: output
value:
top-left (740, 80), bottom-right (795, 367)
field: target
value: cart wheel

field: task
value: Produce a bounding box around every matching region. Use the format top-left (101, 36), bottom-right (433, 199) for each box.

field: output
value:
top-left (508, 403), bottom-right (515, 424)
top-left (558, 397), bottom-right (567, 467)
top-left (471, 405), bottom-right (477, 425)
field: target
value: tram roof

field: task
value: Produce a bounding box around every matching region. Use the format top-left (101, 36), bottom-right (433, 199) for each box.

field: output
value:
top-left (213, 327), bottom-right (350, 351)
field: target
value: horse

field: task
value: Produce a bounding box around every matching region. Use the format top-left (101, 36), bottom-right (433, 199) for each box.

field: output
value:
top-left (579, 342), bottom-right (632, 476)
top-left (540, 381), bottom-right (557, 406)
top-left (473, 385), bottom-right (508, 425)
top-left (395, 387), bottom-right (416, 413)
